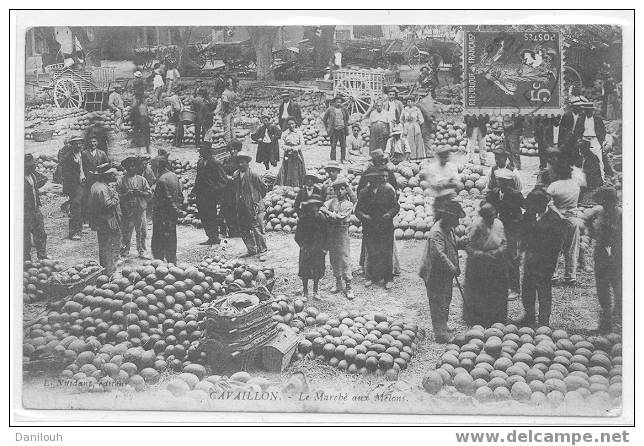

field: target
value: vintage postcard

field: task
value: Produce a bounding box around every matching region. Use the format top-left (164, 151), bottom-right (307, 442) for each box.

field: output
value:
top-left (12, 10), bottom-right (632, 425)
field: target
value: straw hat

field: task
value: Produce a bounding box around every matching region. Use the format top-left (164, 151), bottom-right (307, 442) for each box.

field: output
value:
top-left (121, 156), bottom-right (139, 169)
top-left (323, 160), bottom-right (342, 171)
top-left (332, 175), bottom-right (349, 188)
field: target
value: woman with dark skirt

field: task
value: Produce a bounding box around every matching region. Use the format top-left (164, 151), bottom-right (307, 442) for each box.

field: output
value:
top-left (463, 203), bottom-right (509, 326)
top-left (294, 195), bottom-right (327, 299)
top-left (276, 117), bottom-right (306, 188)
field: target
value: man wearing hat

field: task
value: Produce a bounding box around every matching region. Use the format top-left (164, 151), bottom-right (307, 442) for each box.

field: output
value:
top-left (419, 199), bottom-right (465, 343)
top-left (193, 142), bottom-right (230, 245)
top-left (192, 87), bottom-right (215, 147)
top-left (151, 157), bottom-right (183, 264)
top-left (465, 114), bottom-right (489, 164)
top-left (59, 132), bottom-right (87, 240)
top-left (117, 157), bottom-right (152, 259)
top-left (484, 148), bottom-right (522, 193)
top-left (108, 84), bottom-right (125, 132)
top-left (357, 149), bottom-right (398, 195)
top-left (384, 87), bottom-right (403, 125)
top-left (221, 139), bottom-right (243, 236)
top-left (485, 168), bottom-right (526, 300)
top-left (87, 163), bottom-right (121, 274)
top-left (502, 115), bottom-right (524, 170)
top-left (320, 161), bottom-right (356, 203)
top-left (251, 114), bottom-right (282, 170)
top-left (356, 166), bottom-right (400, 290)
top-left (560, 96), bottom-right (587, 144)
top-left (584, 186), bottom-right (621, 331)
top-left (579, 101), bottom-right (610, 175)
top-left (233, 150), bottom-right (268, 261)
top-left (385, 124), bottom-right (410, 163)
top-left (277, 92), bottom-right (302, 131)
top-left (517, 189), bottom-right (566, 327)
top-left (294, 172), bottom-right (323, 213)
top-left (24, 154), bottom-right (48, 260)
top-left (322, 96), bottom-right (350, 163)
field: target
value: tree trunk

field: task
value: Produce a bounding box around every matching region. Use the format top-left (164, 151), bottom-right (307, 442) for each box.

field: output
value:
top-left (316, 26), bottom-right (335, 67)
top-left (247, 26), bottom-right (278, 81)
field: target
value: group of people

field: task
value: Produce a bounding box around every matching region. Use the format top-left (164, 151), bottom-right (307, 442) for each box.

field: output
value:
top-left (419, 107), bottom-right (621, 342)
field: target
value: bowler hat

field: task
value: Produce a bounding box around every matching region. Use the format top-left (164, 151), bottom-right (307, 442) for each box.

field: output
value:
top-left (492, 148), bottom-right (508, 157)
top-left (439, 200), bottom-right (465, 218)
top-left (198, 141), bottom-right (213, 150)
top-left (301, 194), bottom-right (324, 207)
top-left (362, 166), bottom-right (387, 178)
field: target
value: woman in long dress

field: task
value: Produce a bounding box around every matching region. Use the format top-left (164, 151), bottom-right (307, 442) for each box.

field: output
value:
top-left (401, 96), bottom-right (425, 159)
top-left (362, 100), bottom-right (390, 153)
top-left (276, 117), bottom-right (306, 188)
top-left (463, 203), bottom-right (509, 326)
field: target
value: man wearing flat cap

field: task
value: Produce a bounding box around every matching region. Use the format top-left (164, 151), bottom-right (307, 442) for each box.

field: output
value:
top-left (485, 167), bottom-right (526, 300)
top-left (233, 150), bottom-right (268, 261)
top-left (87, 163), bottom-right (121, 274)
top-left (277, 92), bottom-right (302, 131)
top-left (322, 96), bottom-right (350, 163)
top-left (117, 156), bottom-right (152, 259)
top-left (193, 141), bottom-right (230, 245)
top-left (251, 114), bottom-right (282, 170)
top-left (24, 154), bottom-right (48, 260)
top-left (419, 199), bottom-right (465, 343)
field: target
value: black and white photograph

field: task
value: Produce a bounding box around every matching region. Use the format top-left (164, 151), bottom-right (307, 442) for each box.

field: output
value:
top-left (11, 9), bottom-right (634, 429)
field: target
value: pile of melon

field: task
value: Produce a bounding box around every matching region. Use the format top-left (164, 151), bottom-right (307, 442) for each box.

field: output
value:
top-left (425, 120), bottom-right (468, 153)
top-left (422, 324), bottom-right (622, 406)
top-left (296, 310), bottom-right (419, 381)
top-left (33, 154), bottom-right (59, 178)
top-left (23, 259), bottom-right (64, 304)
top-left (520, 137), bottom-right (539, 156)
top-left (22, 261), bottom-right (227, 392)
top-left (197, 255), bottom-right (275, 293)
top-left (49, 260), bottom-right (103, 286)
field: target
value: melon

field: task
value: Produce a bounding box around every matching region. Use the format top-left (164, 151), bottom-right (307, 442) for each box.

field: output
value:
top-left (453, 372), bottom-right (474, 395)
top-left (423, 371), bottom-right (445, 394)
top-left (475, 386), bottom-right (494, 402)
top-left (167, 379), bottom-right (190, 396)
top-left (511, 381), bottom-right (532, 401)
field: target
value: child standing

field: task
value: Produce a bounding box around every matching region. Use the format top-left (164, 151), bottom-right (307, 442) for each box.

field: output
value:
top-left (294, 195), bottom-right (327, 299)
top-left (117, 156), bottom-right (152, 259)
top-left (321, 176), bottom-right (354, 299)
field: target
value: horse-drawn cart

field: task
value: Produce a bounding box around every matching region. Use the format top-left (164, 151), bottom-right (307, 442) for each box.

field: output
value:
top-left (32, 64), bottom-right (116, 110)
top-left (332, 69), bottom-right (396, 115)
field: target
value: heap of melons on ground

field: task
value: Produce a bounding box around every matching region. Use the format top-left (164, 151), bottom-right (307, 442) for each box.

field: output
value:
top-left (422, 324), bottom-right (621, 406)
top-left (23, 259), bottom-right (64, 304)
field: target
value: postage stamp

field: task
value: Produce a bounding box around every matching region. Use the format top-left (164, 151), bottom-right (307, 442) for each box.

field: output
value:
top-left (463, 29), bottom-right (563, 115)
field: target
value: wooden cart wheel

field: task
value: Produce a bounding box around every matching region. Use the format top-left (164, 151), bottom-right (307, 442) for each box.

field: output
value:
top-left (406, 45), bottom-right (422, 70)
top-left (341, 93), bottom-right (373, 115)
top-left (54, 78), bottom-right (83, 108)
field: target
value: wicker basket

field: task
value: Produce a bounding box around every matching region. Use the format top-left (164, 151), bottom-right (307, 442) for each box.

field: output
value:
top-left (32, 129), bottom-right (54, 142)
top-left (261, 330), bottom-right (303, 372)
top-left (43, 268), bottom-right (104, 301)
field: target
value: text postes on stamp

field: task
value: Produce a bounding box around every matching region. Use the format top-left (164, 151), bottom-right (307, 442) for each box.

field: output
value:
top-left (463, 29), bottom-right (563, 115)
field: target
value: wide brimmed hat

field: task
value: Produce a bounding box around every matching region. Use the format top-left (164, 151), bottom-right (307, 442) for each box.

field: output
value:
top-left (260, 113), bottom-right (272, 120)
top-left (236, 151), bottom-right (253, 162)
top-left (332, 175), bottom-right (350, 188)
top-left (301, 194), bottom-right (324, 207)
top-left (439, 200), bottom-right (465, 218)
top-left (304, 172), bottom-right (321, 182)
top-left (333, 95), bottom-right (345, 102)
top-left (387, 87), bottom-right (399, 94)
top-left (362, 166), bottom-right (387, 178)
top-left (121, 156), bottom-right (139, 169)
top-left (68, 132), bottom-right (84, 143)
top-left (494, 168), bottom-right (514, 180)
top-left (351, 123), bottom-right (361, 131)
top-left (323, 160), bottom-right (342, 171)
top-left (368, 149), bottom-right (389, 162)
top-left (93, 163), bottom-right (118, 176)
top-left (526, 189), bottom-right (551, 206)
top-left (579, 101), bottom-right (596, 109)
top-left (280, 92), bottom-right (291, 98)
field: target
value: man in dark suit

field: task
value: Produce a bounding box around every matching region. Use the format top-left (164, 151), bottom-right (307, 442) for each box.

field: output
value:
top-left (518, 189), bottom-right (566, 327)
top-left (24, 154), bottom-right (48, 260)
top-left (322, 97), bottom-right (351, 163)
top-left (535, 116), bottom-right (567, 170)
top-left (465, 114), bottom-right (489, 164)
top-left (485, 168), bottom-right (525, 300)
top-left (59, 133), bottom-right (87, 240)
top-left (193, 142), bottom-right (230, 245)
top-left (82, 135), bottom-right (110, 225)
top-left (559, 98), bottom-right (587, 166)
top-left (277, 92), bottom-right (302, 130)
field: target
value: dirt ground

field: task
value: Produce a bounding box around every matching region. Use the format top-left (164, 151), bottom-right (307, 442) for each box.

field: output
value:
top-left (21, 132), bottom-right (612, 415)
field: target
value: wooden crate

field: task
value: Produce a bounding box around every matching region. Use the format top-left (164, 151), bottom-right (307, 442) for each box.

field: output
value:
top-left (261, 330), bottom-right (303, 373)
